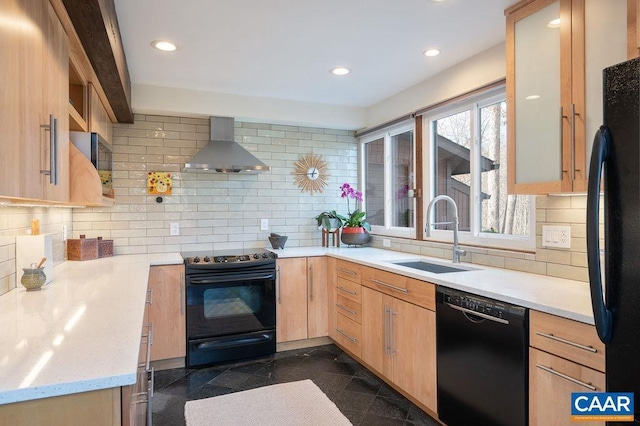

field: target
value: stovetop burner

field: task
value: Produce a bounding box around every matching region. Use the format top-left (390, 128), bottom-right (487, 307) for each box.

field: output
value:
top-left (182, 248), bottom-right (276, 266)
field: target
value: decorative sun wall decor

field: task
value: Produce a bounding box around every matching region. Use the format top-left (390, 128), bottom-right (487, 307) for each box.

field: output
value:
top-left (292, 153), bottom-right (329, 195)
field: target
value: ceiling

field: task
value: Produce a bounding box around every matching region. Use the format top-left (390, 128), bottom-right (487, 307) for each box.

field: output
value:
top-left (113, 0), bottom-right (514, 109)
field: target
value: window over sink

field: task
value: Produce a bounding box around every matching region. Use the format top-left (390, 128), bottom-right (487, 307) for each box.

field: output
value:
top-left (424, 86), bottom-right (535, 249)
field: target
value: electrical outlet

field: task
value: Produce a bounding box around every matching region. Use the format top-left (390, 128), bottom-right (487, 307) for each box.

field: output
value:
top-left (62, 224), bottom-right (68, 241)
top-left (383, 238), bottom-right (391, 248)
top-left (260, 219), bottom-right (269, 231)
top-left (170, 223), bottom-right (180, 236)
top-left (542, 225), bottom-right (571, 248)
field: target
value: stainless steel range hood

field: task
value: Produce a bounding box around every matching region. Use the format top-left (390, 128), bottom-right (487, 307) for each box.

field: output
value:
top-left (183, 117), bottom-right (270, 173)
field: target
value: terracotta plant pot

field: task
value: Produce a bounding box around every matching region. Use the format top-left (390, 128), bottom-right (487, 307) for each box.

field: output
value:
top-left (341, 227), bottom-right (371, 246)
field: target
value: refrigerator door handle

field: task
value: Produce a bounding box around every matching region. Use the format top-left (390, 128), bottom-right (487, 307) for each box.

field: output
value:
top-left (586, 126), bottom-right (613, 344)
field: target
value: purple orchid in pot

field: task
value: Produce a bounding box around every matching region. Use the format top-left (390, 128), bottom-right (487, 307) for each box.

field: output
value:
top-left (339, 183), bottom-right (371, 246)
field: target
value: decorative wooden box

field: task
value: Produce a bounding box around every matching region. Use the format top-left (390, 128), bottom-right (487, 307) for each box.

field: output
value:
top-left (67, 235), bottom-right (98, 261)
top-left (97, 237), bottom-right (114, 258)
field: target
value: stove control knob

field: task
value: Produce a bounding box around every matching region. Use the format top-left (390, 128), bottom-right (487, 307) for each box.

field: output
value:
top-left (214, 256), bottom-right (226, 263)
top-left (203, 256), bottom-right (210, 263)
top-left (253, 254), bottom-right (259, 259)
top-left (193, 257), bottom-right (200, 264)
top-left (262, 253), bottom-right (269, 258)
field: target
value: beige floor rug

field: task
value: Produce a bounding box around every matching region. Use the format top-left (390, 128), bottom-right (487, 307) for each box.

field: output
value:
top-left (184, 379), bottom-right (353, 426)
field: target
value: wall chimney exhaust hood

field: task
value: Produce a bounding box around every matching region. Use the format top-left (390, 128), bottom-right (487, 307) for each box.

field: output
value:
top-left (183, 117), bottom-right (270, 173)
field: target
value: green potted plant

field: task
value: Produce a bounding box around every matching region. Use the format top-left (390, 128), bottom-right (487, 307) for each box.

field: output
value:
top-left (339, 183), bottom-right (371, 245)
top-left (315, 210), bottom-right (345, 231)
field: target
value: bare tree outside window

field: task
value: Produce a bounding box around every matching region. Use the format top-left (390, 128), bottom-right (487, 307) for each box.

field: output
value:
top-left (432, 99), bottom-right (530, 238)
top-left (479, 101), bottom-right (529, 236)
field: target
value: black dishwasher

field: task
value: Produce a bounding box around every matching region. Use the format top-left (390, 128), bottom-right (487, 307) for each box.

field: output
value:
top-left (436, 287), bottom-right (528, 426)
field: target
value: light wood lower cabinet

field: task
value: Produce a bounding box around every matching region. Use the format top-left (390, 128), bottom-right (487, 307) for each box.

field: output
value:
top-left (148, 264), bottom-right (186, 361)
top-left (361, 286), bottom-right (437, 413)
top-left (276, 257), bottom-right (328, 343)
top-left (529, 310), bottom-right (606, 426)
top-left (530, 348), bottom-right (605, 426)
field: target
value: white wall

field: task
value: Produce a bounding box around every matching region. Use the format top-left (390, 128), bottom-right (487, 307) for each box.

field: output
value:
top-left (131, 43), bottom-right (507, 132)
top-left (132, 84), bottom-right (367, 131)
top-left (364, 43), bottom-right (506, 129)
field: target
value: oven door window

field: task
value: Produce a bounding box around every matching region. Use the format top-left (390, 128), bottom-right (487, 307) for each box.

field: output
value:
top-left (204, 286), bottom-right (262, 319)
top-left (187, 277), bottom-right (275, 339)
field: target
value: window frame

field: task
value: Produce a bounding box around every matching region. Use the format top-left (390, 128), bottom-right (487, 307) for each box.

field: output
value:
top-left (423, 88), bottom-right (536, 251)
top-left (359, 120), bottom-right (416, 239)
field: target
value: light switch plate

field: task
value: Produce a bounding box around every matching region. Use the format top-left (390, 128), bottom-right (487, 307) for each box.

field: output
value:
top-left (260, 219), bottom-right (269, 231)
top-left (170, 223), bottom-right (180, 236)
top-left (542, 225), bottom-right (571, 248)
top-left (383, 239), bottom-right (391, 248)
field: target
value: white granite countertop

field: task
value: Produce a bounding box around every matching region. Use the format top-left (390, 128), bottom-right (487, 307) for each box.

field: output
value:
top-left (0, 253), bottom-right (182, 405)
top-left (270, 246), bottom-right (595, 325)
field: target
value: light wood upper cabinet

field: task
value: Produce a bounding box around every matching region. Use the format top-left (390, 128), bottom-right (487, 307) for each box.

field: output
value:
top-left (148, 264), bottom-right (186, 362)
top-left (276, 257), bottom-right (329, 343)
top-left (88, 83), bottom-right (113, 143)
top-left (0, 0), bottom-right (70, 202)
top-left (42, 0), bottom-right (69, 202)
top-left (506, 0), bottom-right (628, 194)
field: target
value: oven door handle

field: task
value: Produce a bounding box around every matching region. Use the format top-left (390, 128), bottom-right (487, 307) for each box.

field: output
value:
top-left (188, 273), bottom-right (275, 285)
top-left (195, 334), bottom-right (273, 350)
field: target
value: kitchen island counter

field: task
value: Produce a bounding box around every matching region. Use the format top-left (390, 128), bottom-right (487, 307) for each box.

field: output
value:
top-left (0, 253), bottom-right (182, 405)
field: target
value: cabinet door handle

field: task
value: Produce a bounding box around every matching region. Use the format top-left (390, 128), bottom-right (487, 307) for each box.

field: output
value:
top-left (536, 364), bottom-right (597, 391)
top-left (371, 279), bottom-right (408, 294)
top-left (336, 267), bottom-right (356, 275)
top-left (336, 328), bottom-right (358, 343)
top-left (535, 332), bottom-right (597, 353)
top-left (147, 367), bottom-right (154, 425)
top-left (337, 286), bottom-right (357, 296)
top-left (41, 114), bottom-right (57, 184)
top-left (309, 264), bottom-right (313, 302)
top-left (336, 303), bottom-right (357, 316)
top-left (560, 106), bottom-right (567, 174)
top-left (571, 103), bottom-right (580, 180)
top-left (389, 308), bottom-right (396, 357)
top-left (147, 288), bottom-right (153, 305)
top-left (384, 305), bottom-right (390, 355)
top-left (277, 266), bottom-right (281, 304)
top-left (180, 274), bottom-right (185, 316)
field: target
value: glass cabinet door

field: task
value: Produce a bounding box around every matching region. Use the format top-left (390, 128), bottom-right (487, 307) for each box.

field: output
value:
top-left (509, 0), bottom-right (564, 192)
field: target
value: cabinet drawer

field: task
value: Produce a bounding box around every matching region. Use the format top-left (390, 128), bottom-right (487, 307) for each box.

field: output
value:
top-left (362, 267), bottom-right (436, 311)
top-left (336, 294), bottom-right (361, 324)
top-left (530, 348), bottom-right (606, 426)
top-left (530, 310), bottom-right (605, 373)
top-left (336, 260), bottom-right (362, 284)
top-left (335, 313), bottom-right (361, 358)
top-left (336, 277), bottom-right (361, 303)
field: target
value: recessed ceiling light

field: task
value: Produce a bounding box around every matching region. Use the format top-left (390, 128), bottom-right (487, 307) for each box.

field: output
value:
top-left (547, 18), bottom-right (561, 28)
top-left (331, 67), bottom-right (350, 76)
top-left (151, 40), bottom-right (177, 52)
top-left (423, 49), bottom-right (440, 57)
top-left (525, 95), bottom-right (541, 100)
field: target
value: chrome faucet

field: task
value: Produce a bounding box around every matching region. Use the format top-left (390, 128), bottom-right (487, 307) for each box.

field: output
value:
top-left (425, 195), bottom-right (466, 263)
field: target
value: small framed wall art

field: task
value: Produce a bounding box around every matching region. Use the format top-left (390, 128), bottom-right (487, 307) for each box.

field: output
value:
top-left (147, 172), bottom-right (172, 195)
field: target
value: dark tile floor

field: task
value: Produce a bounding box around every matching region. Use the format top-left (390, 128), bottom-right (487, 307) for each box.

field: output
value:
top-left (152, 344), bottom-right (440, 426)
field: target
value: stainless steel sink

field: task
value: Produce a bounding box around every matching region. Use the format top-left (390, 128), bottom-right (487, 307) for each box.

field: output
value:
top-left (391, 260), bottom-right (476, 274)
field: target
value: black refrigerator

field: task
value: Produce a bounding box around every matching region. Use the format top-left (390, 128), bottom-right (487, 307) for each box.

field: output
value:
top-left (587, 57), bottom-right (640, 425)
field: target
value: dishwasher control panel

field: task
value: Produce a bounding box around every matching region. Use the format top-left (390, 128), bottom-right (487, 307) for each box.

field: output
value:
top-left (438, 287), bottom-right (526, 322)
